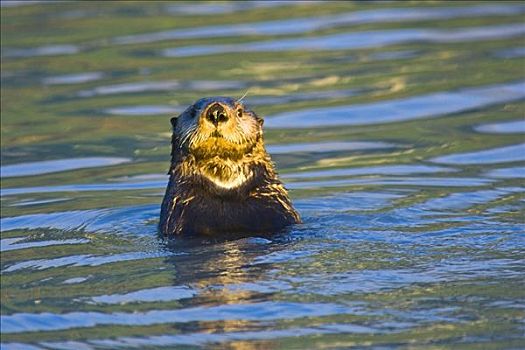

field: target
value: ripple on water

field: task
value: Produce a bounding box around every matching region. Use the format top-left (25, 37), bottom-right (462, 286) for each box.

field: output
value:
top-left (267, 141), bottom-right (398, 154)
top-left (367, 49), bottom-right (418, 61)
top-left (162, 23), bottom-right (525, 57)
top-left (0, 237), bottom-right (90, 252)
top-left (97, 89), bottom-right (366, 116)
top-left (374, 187), bottom-right (525, 231)
top-left (103, 105), bottom-right (183, 116)
top-left (11, 197), bottom-right (70, 207)
top-left (86, 286), bottom-right (197, 304)
top-left (0, 204), bottom-right (158, 235)
top-left (76, 80), bottom-right (246, 97)
top-left (0, 141), bottom-right (404, 196)
top-left (0, 343), bottom-right (44, 350)
top-left (474, 119), bottom-right (525, 134)
top-left (265, 81), bottom-right (525, 128)
top-left (0, 301), bottom-right (350, 333)
top-left (1, 181), bottom-right (166, 196)
top-left (165, 1), bottom-right (318, 16)
top-left (3, 45), bottom-right (79, 58)
top-left (494, 46), bottom-right (525, 58)
top-left (0, 157), bottom-right (130, 178)
top-left (282, 164), bottom-right (456, 179)
top-left (62, 277), bottom-right (90, 285)
top-left (484, 166), bottom-right (525, 179)
top-left (0, 208), bottom-right (103, 232)
top-left (111, 173), bottom-right (167, 182)
top-left (287, 176), bottom-right (494, 190)
top-left (431, 143), bottom-right (525, 165)
top-left (294, 258), bottom-right (522, 295)
top-left (1, 175), bottom-right (494, 197)
top-left (112, 5), bottom-right (525, 45)
top-left (296, 191), bottom-right (406, 212)
top-left (245, 89), bottom-right (364, 106)
top-left (42, 72), bottom-right (105, 85)
top-left (409, 187), bottom-right (524, 213)
top-left (43, 324), bottom-right (379, 349)
top-left (2, 250), bottom-right (174, 273)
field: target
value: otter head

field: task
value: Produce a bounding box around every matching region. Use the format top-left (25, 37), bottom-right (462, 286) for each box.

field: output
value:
top-left (172, 97), bottom-right (264, 161)
top-left (170, 97), bottom-right (267, 191)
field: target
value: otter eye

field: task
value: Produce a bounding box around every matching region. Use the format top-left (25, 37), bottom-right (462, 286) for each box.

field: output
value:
top-left (236, 108), bottom-right (243, 118)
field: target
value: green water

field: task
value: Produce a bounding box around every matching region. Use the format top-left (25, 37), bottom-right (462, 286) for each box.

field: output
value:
top-left (1, 1), bottom-right (524, 349)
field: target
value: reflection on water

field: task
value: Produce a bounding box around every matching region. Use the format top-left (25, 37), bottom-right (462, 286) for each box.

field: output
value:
top-left (0, 157), bottom-right (130, 178)
top-left (1, 1), bottom-right (524, 349)
top-left (103, 105), bottom-right (183, 116)
top-left (3, 250), bottom-right (173, 273)
top-left (495, 46), bottom-right (525, 58)
top-left (475, 119), bottom-right (525, 133)
top-left (431, 143), bottom-right (525, 165)
top-left (266, 81), bottom-right (525, 128)
top-left (93, 89), bottom-right (369, 116)
top-left (87, 285), bottom-right (197, 304)
top-left (163, 24), bottom-right (525, 57)
top-left (485, 166), bottom-right (525, 179)
top-left (245, 88), bottom-right (364, 106)
top-left (42, 72), bottom-right (105, 85)
top-left (76, 80), bottom-right (247, 97)
top-left (266, 141), bottom-right (397, 154)
top-left (1, 181), bottom-right (166, 196)
top-left (3, 44), bottom-right (79, 58)
top-left (115, 4), bottom-right (525, 45)
top-left (283, 164), bottom-right (455, 179)
top-left (1, 237), bottom-right (89, 252)
top-left (164, 1), bottom-right (319, 16)
top-left (287, 176), bottom-right (495, 190)
top-left (1, 300), bottom-right (350, 334)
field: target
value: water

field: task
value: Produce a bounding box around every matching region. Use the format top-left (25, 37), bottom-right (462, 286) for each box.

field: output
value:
top-left (1, 1), bottom-right (524, 349)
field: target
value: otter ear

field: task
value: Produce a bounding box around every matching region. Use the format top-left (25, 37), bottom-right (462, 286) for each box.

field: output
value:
top-left (170, 116), bottom-right (178, 128)
top-left (255, 115), bottom-right (264, 127)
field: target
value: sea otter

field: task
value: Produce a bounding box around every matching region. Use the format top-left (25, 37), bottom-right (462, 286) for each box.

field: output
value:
top-left (159, 96), bottom-right (301, 236)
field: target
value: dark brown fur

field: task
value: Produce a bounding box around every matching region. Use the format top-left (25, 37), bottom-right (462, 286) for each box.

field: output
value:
top-left (159, 97), bottom-right (301, 236)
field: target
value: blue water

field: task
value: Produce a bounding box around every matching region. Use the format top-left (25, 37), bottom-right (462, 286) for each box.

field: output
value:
top-left (1, 1), bottom-right (524, 349)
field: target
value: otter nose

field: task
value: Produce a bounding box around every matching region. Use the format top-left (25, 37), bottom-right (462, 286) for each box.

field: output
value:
top-left (206, 103), bottom-right (228, 125)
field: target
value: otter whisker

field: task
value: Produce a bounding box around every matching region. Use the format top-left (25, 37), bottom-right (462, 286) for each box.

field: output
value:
top-left (187, 126), bottom-right (198, 143)
top-left (181, 125), bottom-right (197, 147)
top-left (237, 89), bottom-right (249, 103)
top-left (180, 131), bottom-right (191, 148)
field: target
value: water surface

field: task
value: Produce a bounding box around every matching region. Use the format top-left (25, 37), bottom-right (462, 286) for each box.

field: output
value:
top-left (1, 2), bottom-right (524, 349)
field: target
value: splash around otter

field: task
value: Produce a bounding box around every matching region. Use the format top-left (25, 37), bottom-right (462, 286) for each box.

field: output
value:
top-left (159, 96), bottom-right (301, 236)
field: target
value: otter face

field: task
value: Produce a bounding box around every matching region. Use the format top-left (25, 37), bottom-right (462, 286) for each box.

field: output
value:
top-left (172, 97), bottom-right (263, 160)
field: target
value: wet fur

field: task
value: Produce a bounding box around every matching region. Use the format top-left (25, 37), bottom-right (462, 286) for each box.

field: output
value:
top-left (160, 97), bottom-right (301, 236)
